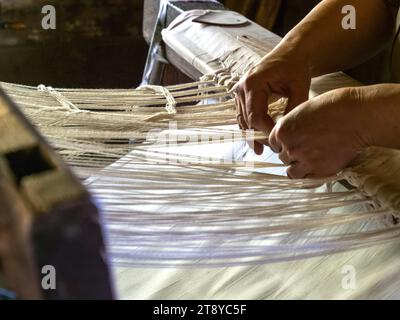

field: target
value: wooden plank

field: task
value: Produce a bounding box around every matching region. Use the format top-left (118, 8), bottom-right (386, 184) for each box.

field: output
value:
top-left (143, 0), bottom-right (225, 45)
top-left (0, 89), bottom-right (113, 299)
top-left (162, 10), bottom-right (361, 93)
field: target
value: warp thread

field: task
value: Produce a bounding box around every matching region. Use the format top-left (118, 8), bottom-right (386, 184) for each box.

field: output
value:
top-left (37, 84), bottom-right (86, 114)
top-left (137, 85), bottom-right (177, 114)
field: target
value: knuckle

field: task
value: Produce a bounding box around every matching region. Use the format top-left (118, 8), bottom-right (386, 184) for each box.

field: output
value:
top-left (238, 118), bottom-right (246, 129)
top-left (278, 152), bottom-right (290, 164)
top-left (340, 86), bottom-right (362, 103)
top-left (285, 147), bottom-right (300, 161)
top-left (293, 148), bottom-right (309, 164)
top-left (233, 83), bottom-right (244, 96)
top-left (247, 113), bottom-right (260, 128)
top-left (243, 74), bottom-right (258, 89)
top-left (285, 148), bottom-right (295, 160)
top-left (286, 166), bottom-right (297, 179)
top-left (275, 120), bottom-right (289, 141)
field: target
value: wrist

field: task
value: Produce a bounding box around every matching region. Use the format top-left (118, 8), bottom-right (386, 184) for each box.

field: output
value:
top-left (350, 85), bottom-right (400, 150)
top-left (334, 87), bottom-right (373, 151)
top-left (272, 26), bottom-right (317, 77)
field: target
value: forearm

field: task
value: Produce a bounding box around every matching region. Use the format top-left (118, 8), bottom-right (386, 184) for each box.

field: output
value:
top-left (357, 84), bottom-right (400, 150)
top-left (272, 0), bottom-right (396, 77)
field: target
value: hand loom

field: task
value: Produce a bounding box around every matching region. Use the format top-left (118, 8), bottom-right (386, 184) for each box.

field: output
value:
top-left (1, 2), bottom-right (400, 299)
top-left (0, 88), bottom-right (114, 299)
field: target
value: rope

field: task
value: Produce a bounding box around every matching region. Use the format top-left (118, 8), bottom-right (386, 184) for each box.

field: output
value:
top-left (37, 84), bottom-right (87, 114)
top-left (137, 85), bottom-right (178, 114)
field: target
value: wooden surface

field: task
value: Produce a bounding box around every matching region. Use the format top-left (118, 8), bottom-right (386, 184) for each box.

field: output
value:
top-left (0, 89), bottom-right (113, 299)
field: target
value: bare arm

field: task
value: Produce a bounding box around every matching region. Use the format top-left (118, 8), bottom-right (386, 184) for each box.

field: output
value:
top-left (234, 0), bottom-right (397, 155)
top-left (360, 83), bottom-right (400, 150)
top-left (279, 0), bottom-right (396, 76)
top-left (268, 84), bottom-right (400, 179)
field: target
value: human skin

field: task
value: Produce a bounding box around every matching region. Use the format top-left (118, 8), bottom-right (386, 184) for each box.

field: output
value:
top-left (234, 0), bottom-right (399, 178)
top-left (269, 84), bottom-right (400, 178)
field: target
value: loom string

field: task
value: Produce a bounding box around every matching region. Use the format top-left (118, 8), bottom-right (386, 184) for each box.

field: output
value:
top-left (1, 78), bottom-right (399, 267)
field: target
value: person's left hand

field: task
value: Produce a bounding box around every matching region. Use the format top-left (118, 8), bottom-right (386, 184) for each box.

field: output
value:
top-left (268, 87), bottom-right (371, 179)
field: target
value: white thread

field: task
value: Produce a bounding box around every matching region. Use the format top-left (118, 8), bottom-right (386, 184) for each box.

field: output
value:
top-left (138, 85), bottom-right (177, 114)
top-left (1, 80), bottom-right (398, 269)
top-left (38, 84), bottom-right (85, 113)
top-left (201, 69), bottom-right (240, 93)
top-left (2, 80), bottom-right (398, 216)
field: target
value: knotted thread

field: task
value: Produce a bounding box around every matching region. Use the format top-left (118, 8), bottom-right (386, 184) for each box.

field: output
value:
top-left (137, 85), bottom-right (177, 114)
top-left (38, 84), bottom-right (85, 113)
top-left (201, 68), bottom-right (240, 93)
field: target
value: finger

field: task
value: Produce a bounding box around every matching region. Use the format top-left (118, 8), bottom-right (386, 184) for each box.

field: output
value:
top-left (235, 91), bottom-right (263, 154)
top-left (245, 89), bottom-right (275, 134)
top-left (242, 115), bottom-right (264, 155)
top-left (237, 92), bottom-right (250, 129)
top-left (235, 87), bottom-right (265, 154)
top-left (247, 110), bottom-right (274, 156)
top-left (278, 149), bottom-right (293, 165)
top-left (244, 128), bottom-right (264, 155)
top-left (233, 82), bottom-right (249, 125)
top-left (286, 85), bottom-right (309, 113)
top-left (237, 114), bottom-right (247, 130)
top-left (234, 92), bottom-right (240, 119)
top-left (268, 122), bottom-right (282, 153)
top-left (234, 94), bottom-right (247, 130)
top-left (253, 141), bottom-right (264, 155)
top-left (238, 77), bottom-right (275, 155)
top-left (256, 138), bottom-right (269, 146)
top-left (287, 161), bottom-right (312, 179)
top-left (255, 135), bottom-right (269, 152)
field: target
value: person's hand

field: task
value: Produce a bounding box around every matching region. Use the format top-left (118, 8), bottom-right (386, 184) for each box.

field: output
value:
top-left (268, 87), bottom-right (370, 179)
top-left (234, 50), bottom-right (311, 155)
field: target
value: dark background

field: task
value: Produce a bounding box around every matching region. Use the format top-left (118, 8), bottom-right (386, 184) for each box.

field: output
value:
top-left (0, 0), bottom-right (147, 88)
top-left (0, 0), bottom-right (384, 88)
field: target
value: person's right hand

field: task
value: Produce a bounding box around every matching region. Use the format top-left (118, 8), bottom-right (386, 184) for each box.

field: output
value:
top-left (234, 49), bottom-right (312, 155)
